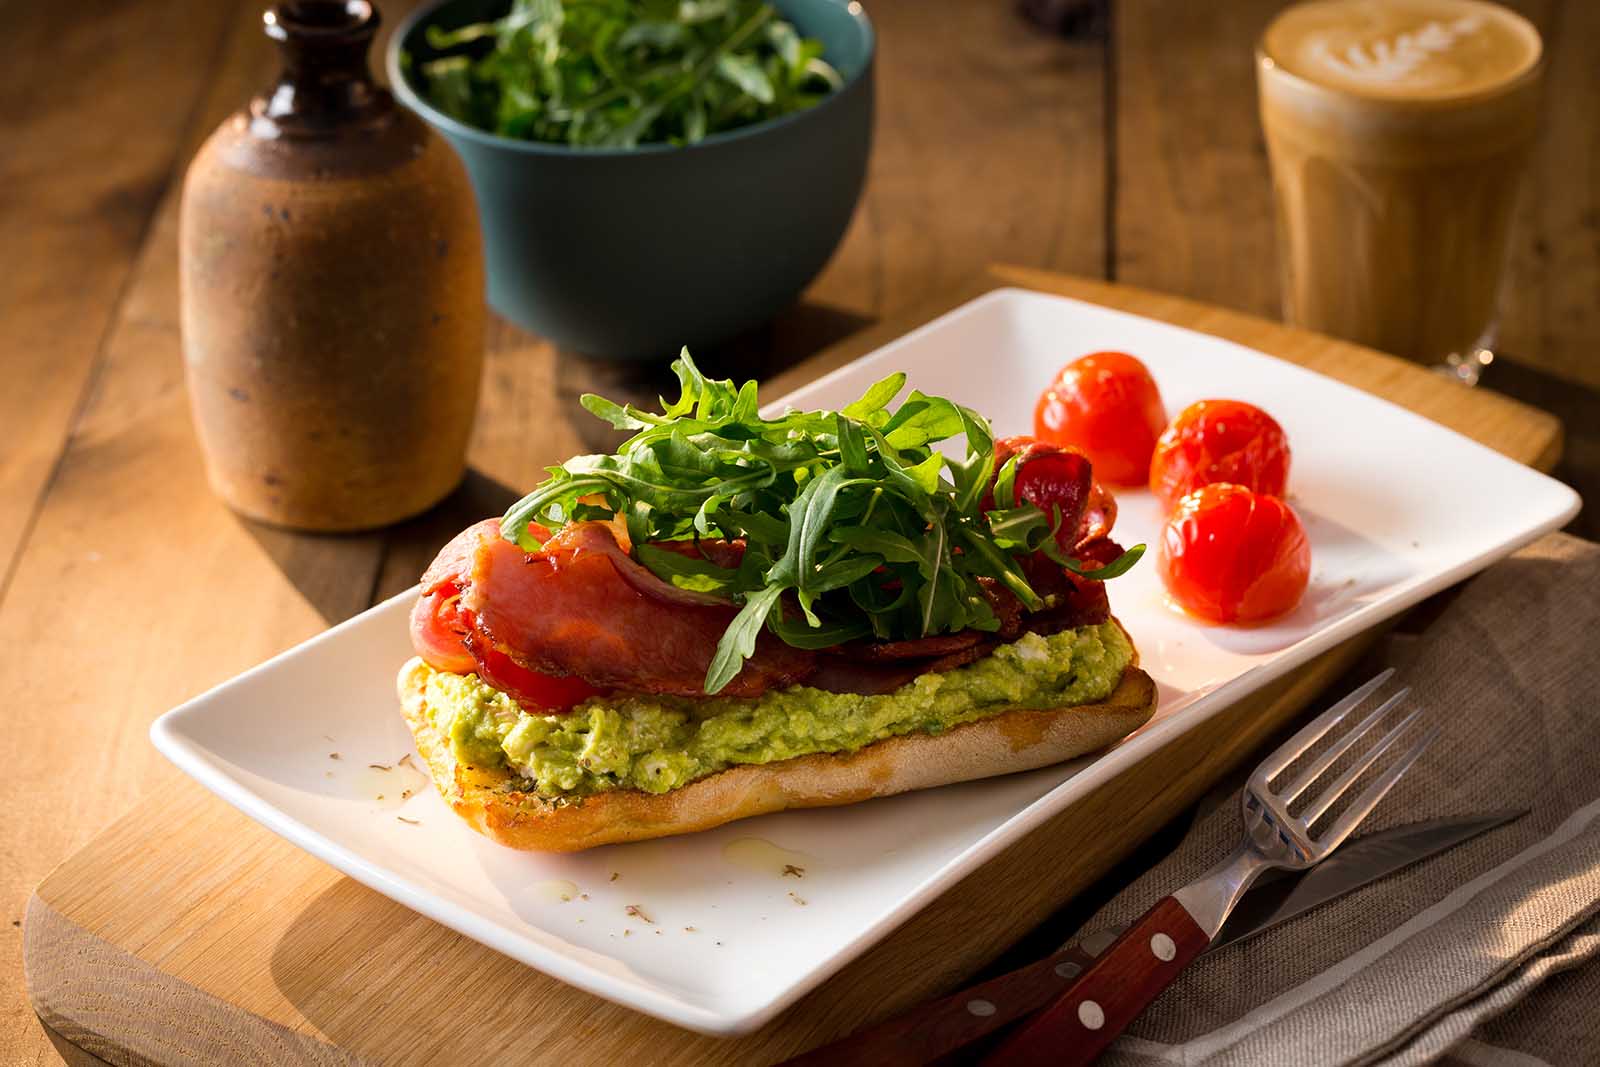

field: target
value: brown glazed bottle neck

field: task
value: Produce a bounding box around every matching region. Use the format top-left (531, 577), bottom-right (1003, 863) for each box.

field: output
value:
top-left (252, 0), bottom-right (394, 139)
top-left (216, 0), bottom-right (428, 178)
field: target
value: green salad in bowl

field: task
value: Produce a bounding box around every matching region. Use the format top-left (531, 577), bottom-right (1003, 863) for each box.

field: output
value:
top-left (413, 0), bottom-right (845, 149)
top-left (389, 0), bottom-right (874, 359)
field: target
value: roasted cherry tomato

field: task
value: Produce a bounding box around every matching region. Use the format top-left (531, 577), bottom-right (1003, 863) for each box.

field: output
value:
top-left (1158, 483), bottom-right (1310, 623)
top-left (1034, 351), bottom-right (1166, 486)
top-left (419, 584), bottom-right (604, 712)
top-left (1150, 399), bottom-right (1290, 513)
top-left (465, 633), bottom-right (605, 713)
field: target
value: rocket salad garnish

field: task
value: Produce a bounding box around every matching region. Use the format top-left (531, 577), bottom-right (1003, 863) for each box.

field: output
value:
top-left (411, 0), bottom-right (842, 149)
top-left (501, 351), bottom-right (1143, 694)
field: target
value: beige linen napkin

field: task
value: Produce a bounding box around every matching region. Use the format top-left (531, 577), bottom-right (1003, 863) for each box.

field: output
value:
top-left (1076, 532), bottom-right (1600, 1067)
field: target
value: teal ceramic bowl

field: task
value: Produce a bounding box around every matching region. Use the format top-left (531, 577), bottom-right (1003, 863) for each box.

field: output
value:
top-left (388, 0), bottom-right (874, 360)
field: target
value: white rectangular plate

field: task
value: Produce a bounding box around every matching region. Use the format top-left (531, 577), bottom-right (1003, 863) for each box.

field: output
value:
top-left (153, 288), bottom-right (1580, 1035)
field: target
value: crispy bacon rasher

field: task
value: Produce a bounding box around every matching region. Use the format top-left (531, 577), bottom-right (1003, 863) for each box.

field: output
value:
top-left (411, 520), bottom-right (814, 706)
top-left (411, 438), bottom-right (1122, 713)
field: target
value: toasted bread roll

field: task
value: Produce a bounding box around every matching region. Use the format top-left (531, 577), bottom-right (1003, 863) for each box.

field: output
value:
top-left (396, 644), bottom-right (1157, 852)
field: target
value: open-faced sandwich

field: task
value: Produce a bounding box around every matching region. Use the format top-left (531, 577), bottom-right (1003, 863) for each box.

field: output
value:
top-left (399, 353), bottom-right (1155, 851)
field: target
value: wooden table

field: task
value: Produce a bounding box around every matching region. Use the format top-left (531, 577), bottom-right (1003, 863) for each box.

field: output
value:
top-left (2, 1), bottom-right (1594, 1063)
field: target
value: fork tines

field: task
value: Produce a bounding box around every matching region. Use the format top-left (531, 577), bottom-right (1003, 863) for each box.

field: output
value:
top-left (1249, 669), bottom-right (1440, 850)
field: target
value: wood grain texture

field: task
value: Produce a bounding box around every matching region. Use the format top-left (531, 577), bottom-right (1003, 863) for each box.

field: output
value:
top-left (0, 0), bottom-right (240, 581)
top-left (0, 6), bottom-right (449, 1060)
top-left (25, 897), bottom-right (354, 1067)
top-left (23, 273), bottom-right (1562, 1066)
top-left (1112, 0), bottom-right (1600, 389)
top-left (815, 0), bottom-right (1108, 311)
top-left (1113, 0), bottom-right (1280, 319)
top-left (1500, 0), bottom-right (1600, 390)
top-left (3, 0), bottom-right (1590, 1062)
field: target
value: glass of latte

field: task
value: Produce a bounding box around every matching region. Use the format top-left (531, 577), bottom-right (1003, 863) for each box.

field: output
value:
top-left (1257, 0), bottom-right (1543, 384)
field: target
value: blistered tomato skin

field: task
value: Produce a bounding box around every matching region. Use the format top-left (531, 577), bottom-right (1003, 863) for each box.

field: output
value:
top-left (1150, 399), bottom-right (1290, 513)
top-left (1034, 351), bottom-right (1167, 486)
top-left (1158, 484), bottom-right (1310, 623)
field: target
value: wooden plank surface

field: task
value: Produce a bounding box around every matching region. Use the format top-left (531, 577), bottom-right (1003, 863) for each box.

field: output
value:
top-left (1112, 1), bottom-right (1280, 318)
top-left (1111, 0), bottom-right (1600, 388)
top-left (23, 271), bottom-right (1563, 1066)
top-left (1, 0), bottom-right (1592, 1063)
top-left (0, 0), bottom-right (240, 581)
top-left (1500, 0), bottom-right (1600, 390)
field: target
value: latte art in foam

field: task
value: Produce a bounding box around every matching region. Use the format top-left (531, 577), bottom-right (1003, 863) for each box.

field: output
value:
top-left (1307, 15), bottom-right (1484, 89)
top-left (1263, 0), bottom-right (1539, 102)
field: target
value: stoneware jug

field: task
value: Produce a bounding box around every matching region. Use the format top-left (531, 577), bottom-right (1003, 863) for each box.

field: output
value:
top-left (181, 0), bottom-right (484, 531)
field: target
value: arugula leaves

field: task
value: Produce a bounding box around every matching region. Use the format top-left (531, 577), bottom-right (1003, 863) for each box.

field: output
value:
top-left (501, 351), bottom-right (1143, 693)
top-left (410, 0), bottom-right (843, 149)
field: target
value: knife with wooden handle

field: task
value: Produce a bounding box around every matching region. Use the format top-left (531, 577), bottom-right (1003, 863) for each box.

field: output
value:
top-left (779, 811), bottom-right (1521, 1067)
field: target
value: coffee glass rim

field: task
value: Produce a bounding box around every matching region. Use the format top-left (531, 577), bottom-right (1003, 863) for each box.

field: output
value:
top-left (1256, 1), bottom-right (1544, 114)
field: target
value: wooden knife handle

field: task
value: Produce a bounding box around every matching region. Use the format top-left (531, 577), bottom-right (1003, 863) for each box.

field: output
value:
top-left (979, 897), bottom-right (1209, 1066)
top-left (778, 935), bottom-right (1115, 1067)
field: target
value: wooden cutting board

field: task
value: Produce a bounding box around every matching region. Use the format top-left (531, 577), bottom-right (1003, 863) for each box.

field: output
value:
top-left (23, 269), bottom-right (1564, 1066)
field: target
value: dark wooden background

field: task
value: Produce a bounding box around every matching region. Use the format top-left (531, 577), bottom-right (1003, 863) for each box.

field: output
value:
top-left (1, 1), bottom-right (1595, 1062)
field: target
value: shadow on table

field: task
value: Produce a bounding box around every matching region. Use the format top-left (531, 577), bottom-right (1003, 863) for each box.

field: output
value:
top-left (552, 300), bottom-right (875, 455)
top-left (268, 877), bottom-right (625, 1059)
top-left (1487, 357), bottom-right (1597, 541)
top-left (267, 878), bottom-right (471, 1057)
top-left (240, 468), bottom-right (523, 626)
top-left (37, 1018), bottom-right (113, 1067)
top-left (238, 519), bottom-right (386, 627)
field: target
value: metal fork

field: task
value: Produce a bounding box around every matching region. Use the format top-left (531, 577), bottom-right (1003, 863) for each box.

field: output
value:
top-left (981, 670), bottom-right (1439, 1067)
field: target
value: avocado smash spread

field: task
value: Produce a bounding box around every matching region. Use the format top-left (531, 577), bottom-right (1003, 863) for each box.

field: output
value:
top-left (421, 622), bottom-right (1132, 799)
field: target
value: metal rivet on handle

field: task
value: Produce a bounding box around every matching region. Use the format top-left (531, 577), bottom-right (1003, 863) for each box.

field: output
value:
top-left (1151, 932), bottom-right (1177, 961)
top-left (1054, 961), bottom-right (1082, 979)
top-left (966, 999), bottom-right (996, 1018)
top-left (1078, 1000), bottom-right (1105, 1030)
top-left (1080, 931), bottom-right (1117, 957)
